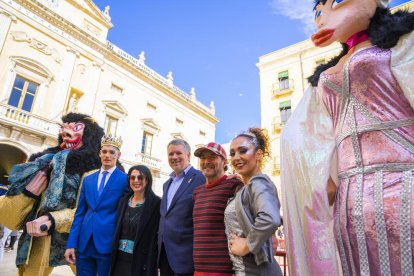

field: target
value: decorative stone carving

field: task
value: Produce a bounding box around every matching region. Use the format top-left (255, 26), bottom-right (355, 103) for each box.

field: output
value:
top-left (209, 101), bottom-right (215, 114)
top-left (77, 64), bottom-right (86, 75)
top-left (67, 94), bottom-right (79, 113)
top-left (44, 0), bottom-right (60, 9)
top-left (103, 6), bottom-right (111, 21)
top-left (83, 19), bottom-right (102, 37)
top-left (190, 87), bottom-right (196, 101)
top-left (167, 71), bottom-right (173, 87)
top-left (0, 10), bottom-right (17, 22)
top-left (66, 47), bottom-right (80, 57)
top-left (138, 51), bottom-right (145, 64)
top-left (10, 31), bottom-right (29, 42)
top-left (10, 31), bottom-right (61, 63)
top-left (93, 59), bottom-right (105, 72)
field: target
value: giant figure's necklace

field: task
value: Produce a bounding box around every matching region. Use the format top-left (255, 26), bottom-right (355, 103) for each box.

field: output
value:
top-left (346, 30), bottom-right (369, 50)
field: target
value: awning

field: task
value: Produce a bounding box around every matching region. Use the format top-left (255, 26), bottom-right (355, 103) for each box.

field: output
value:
top-left (278, 71), bottom-right (289, 79)
top-left (279, 100), bottom-right (291, 109)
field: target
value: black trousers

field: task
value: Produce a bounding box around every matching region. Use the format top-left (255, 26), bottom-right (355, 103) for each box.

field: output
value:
top-left (159, 244), bottom-right (193, 276)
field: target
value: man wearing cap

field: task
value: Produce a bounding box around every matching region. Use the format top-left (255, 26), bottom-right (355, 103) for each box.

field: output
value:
top-left (65, 135), bottom-right (128, 275)
top-left (193, 142), bottom-right (243, 276)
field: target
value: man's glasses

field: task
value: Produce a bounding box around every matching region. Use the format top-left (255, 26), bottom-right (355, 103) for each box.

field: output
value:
top-left (130, 175), bottom-right (145, 181)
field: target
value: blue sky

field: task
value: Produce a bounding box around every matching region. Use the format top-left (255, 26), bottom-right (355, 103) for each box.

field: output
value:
top-left (94, 0), bottom-right (407, 144)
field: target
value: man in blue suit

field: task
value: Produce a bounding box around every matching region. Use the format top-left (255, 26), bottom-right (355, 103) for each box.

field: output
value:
top-left (65, 135), bottom-right (128, 275)
top-left (158, 139), bottom-right (205, 276)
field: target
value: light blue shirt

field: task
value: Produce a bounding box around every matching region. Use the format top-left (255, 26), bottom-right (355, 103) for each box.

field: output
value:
top-left (167, 165), bottom-right (192, 209)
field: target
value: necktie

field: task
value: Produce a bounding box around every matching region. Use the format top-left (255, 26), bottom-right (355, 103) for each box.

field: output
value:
top-left (98, 171), bottom-right (108, 197)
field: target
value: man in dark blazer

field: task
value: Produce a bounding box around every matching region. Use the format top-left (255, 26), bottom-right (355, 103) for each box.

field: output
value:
top-left (158, 139), bottom-right (205, 276)
top-left (65, 135), bottom-right (128, 275)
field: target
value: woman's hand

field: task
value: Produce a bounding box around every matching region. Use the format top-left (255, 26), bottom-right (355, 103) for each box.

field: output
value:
top-left (229, 233), bottom-right (250, 256)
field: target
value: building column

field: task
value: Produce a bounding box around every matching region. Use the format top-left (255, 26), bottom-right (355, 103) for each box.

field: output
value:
top-left (86, 59), bottom-right (104, 118)
top-left (61, 47), bottom-right (79, 108)
top-left (0, 9), bottom-right (17, 55)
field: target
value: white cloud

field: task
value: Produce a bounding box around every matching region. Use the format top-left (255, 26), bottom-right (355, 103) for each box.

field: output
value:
top-left (269, 0), bottom-right (316, 35)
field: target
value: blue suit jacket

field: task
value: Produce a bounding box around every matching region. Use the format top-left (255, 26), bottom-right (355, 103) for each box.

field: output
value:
top-left (67, 168), bottom-right (128, 254)
top-left (157, 166), bottom-right (205, 274)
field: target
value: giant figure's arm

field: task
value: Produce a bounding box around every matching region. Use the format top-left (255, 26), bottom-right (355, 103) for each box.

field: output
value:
top-left (280, 87), bottom-right (339, 276)
top-left (392, 31), bottom-right (414, 108)
top-left (48, 178), bottom-right (84, 233)
top-left (0, 194), bottom-right (36, 230)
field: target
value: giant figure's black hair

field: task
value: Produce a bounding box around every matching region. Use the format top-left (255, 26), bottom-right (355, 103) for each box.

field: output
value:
top-left (307, 6), bottom-right (414, 87)
top-left (29, 113), bottom-right (104, 175)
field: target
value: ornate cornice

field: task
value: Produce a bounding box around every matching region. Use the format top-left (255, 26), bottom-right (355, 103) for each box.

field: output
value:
top-left (0, 7), bottom-right (17, 21)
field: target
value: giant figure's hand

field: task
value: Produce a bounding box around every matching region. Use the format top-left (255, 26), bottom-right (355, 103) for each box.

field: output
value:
top-left (326, 177), bottom-right (337, 206)
top-left (229, 233), bottom-right (250, 256)
top-left (65, 248), bottom-right (76, 264)
top-left (25, 171), bottom-right (48, 196)
top-left (26, 215), bottom-right (51, 237)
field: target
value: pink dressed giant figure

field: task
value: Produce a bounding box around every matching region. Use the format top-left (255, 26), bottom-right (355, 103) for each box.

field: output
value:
top-left (281, 0), bottom-right (414, 275)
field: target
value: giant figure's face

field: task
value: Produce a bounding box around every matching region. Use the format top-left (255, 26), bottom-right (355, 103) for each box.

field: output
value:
top-left (311, 0), bottom-right (377, 47)
top-left (59, 122), bottom-right (85, 150)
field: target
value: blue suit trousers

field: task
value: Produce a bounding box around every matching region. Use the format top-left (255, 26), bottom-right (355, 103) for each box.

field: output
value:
top-left (76, 238), bottom-right (111, 276)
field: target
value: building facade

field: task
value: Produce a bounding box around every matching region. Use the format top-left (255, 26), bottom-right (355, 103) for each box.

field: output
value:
top-left (257, 1), bottom-right (414, 199)
top-left (0, 0), bottom-right (218, 195)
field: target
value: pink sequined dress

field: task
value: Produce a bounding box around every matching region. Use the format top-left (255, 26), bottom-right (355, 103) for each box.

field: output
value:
top-left (281, 32), bottom-right (414, 276)
top-left (320, 46), bottom-right (414, 275)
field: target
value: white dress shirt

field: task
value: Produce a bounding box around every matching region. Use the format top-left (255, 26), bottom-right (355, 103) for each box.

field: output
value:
top-left (97, 166), bottom-right (117, 191)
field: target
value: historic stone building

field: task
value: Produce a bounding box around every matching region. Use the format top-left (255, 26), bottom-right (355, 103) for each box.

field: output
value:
top-left (0, 0), bottom-right (218, 195)
top-left (257, 1), bottom-right (414, 196)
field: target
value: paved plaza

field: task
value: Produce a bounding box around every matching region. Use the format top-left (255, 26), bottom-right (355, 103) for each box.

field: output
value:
top-left (0, 248), bottom-right (73, 276)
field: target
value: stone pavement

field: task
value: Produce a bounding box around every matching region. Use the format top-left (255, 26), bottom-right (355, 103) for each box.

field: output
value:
top-left (0, 248), bottom-right (73, 276)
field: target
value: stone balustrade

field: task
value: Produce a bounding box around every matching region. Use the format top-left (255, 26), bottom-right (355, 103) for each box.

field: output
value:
top-left (106, 41), bottom-right (212, 115)
top-left (0, 103), bottom-right (59, 136)
top-left (135, 152), bottom-right (162, 170)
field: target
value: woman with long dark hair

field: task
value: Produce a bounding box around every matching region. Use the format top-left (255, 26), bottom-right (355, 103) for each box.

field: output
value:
top-left (110, 165), bottom-right (161, 276)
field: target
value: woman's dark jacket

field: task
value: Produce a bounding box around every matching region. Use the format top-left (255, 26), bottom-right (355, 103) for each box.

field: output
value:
top-left (110, 191), bottom-right (161, 276)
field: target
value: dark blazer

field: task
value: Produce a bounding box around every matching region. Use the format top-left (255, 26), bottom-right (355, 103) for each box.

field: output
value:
top-left (157, 166), bottom-right (205, 274)
top-left (110, 191), bottom-right (161, 276)
top-left (67, 168), bottom-right (128, 254)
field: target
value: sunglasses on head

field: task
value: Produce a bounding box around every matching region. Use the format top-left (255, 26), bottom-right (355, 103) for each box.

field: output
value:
top-left (130, 175), bottom-right (145, 181)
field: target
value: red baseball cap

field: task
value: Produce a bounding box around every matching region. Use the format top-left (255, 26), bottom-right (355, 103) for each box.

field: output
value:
top-left (194, 142), bottom-right (227, 159)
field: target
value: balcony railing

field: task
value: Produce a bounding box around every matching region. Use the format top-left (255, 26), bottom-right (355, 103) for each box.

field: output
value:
top-left (272, 79), bottom-right (294, 98)
top-left (106, 41), bottom-right (213, 115)
top-left (0, 103), bottom-right (59, 137)
top-left (272, 162), bottom-right (281, 176)
top-left (135, 152), bottom-right (162, 170)
top-left (272, 121), bottom-right (282, 134)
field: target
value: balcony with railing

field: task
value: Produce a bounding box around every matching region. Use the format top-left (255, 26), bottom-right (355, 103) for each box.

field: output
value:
top-left (272, 161), bottom-right (281, 176)
top-left (272, 117), bottom-right (282, 134)
top-left (0, 103), bottom-right (59, 137)
top-left (106, 41), bottom-right (214, 116)
top-left (272, 79), bottom-right (294, 98)
top-left (135, 152), bottom-right (162, 171)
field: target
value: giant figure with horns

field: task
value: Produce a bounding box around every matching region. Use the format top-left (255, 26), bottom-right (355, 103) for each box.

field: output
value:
top-left (0, 113), bottom-right (104, 275)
